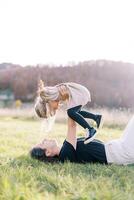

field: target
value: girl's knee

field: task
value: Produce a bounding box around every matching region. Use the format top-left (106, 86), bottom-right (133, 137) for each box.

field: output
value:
top-left (67, 108), bottom-right (75, 118)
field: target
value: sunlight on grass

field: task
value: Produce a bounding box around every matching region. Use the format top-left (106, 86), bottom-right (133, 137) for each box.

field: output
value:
top-left (0, 118), bottom-right (134, 200)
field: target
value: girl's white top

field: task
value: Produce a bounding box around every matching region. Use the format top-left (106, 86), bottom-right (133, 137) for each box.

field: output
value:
top-left (56, 82), bottom-right (91, 109)
top-left (105, 115), bottom-right (134, 165)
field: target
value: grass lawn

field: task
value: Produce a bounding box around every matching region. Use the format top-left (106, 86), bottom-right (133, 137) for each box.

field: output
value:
top-left (0, 118), bottom-right (134, 200)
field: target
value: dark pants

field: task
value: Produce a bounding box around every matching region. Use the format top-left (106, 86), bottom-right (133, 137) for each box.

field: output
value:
top-left (67, 105), bottom-right (97, 130)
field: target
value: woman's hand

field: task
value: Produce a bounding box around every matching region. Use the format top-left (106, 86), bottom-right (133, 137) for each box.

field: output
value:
top-left (58, 85), bottom-right (69, 101)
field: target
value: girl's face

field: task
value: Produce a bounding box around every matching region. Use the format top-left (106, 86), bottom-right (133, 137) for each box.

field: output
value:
top-left (49, 100), bottom-right (59, 109)
top-left (48, 100), bottom-right (59, 113)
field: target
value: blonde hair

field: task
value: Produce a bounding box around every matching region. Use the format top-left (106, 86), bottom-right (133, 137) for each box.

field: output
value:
top-left (38, 80), bottom-right (59, 102)
top-left (34, 96), bottom-right (48, 118)
top-left (35, 97), bottom-right (56, 133)
top-left (34, 80), bottom-right (59, 133)
top-left (35, 80), bottom-right (59, 118)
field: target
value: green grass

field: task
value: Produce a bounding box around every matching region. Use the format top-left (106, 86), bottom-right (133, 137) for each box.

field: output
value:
top-left (0, 118), bottom-right (134, 200)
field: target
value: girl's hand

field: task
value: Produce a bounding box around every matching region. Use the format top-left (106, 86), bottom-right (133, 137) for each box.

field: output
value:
top-left (58, 85), bottom-right (69, 101)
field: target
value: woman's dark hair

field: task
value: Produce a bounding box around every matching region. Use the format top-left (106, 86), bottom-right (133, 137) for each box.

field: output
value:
top-left (30, 147), bottom-right (59, 163)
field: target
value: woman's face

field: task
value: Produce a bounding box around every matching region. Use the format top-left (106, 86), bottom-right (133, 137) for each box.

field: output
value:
top-left (35, 139), bottom-right (59, 157)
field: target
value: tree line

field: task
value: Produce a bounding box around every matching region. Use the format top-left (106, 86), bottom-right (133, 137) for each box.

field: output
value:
top-left (0, 60), bottom-right (134, 108)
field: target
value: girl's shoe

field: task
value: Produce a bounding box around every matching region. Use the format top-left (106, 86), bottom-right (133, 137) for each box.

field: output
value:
top-left (84, 128), bottom-right (97, 144)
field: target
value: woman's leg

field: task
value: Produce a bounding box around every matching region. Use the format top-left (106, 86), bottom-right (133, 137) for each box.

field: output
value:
top-left (67, 105), bottom-right (92, 130)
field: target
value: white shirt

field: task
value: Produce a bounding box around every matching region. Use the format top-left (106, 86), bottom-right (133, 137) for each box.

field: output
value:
top-left (58, 82), bottom-right (91, 110)
top-left (105, 115), bottom-right (134, 165)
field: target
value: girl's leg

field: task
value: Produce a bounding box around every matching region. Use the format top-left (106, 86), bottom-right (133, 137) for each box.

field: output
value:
top-left (67, 105), bottom-right (97, 144)
top-left (78, 110), bottom-right (102, 129)
top-left (67, 105), bottom-right (92, 130)
top-left (78, 110), bottom-right (97, 121)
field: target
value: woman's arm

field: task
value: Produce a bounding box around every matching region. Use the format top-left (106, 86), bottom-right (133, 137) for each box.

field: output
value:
top-left (66, 117), bottom-right (77, 150)
top-left (58, 85), bottom-right (77, 149)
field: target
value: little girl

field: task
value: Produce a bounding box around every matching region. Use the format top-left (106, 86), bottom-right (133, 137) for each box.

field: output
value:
top-left (35, 80), bottom-right (102, 144)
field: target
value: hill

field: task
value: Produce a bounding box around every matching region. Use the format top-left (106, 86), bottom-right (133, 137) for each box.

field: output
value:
top-left (0, 60), bottom-right (134, 108)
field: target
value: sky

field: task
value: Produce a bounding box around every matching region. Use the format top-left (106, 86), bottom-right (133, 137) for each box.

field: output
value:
top-left (0, 0), bottom-right (134, 66)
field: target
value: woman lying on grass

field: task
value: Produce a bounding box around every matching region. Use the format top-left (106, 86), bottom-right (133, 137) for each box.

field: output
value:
top-left (30, 113), bottom-right (134, 165)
